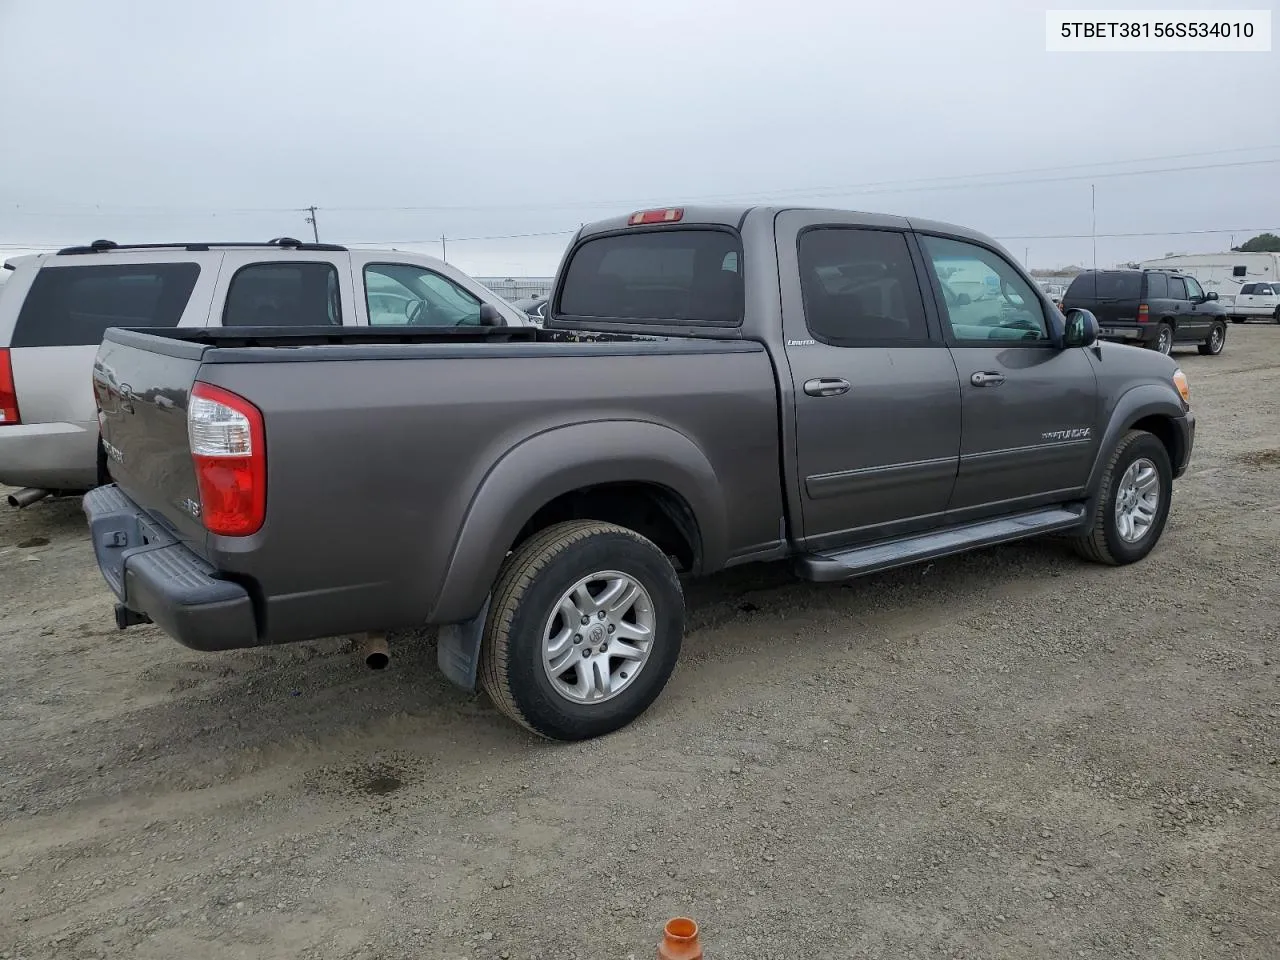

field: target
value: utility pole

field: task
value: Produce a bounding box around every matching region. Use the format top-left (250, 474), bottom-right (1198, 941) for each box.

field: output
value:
top-left (1025, 246), bottom-right (1030, 268)
top-left (304, 206), bottom-right (320, 243)
top-left (1090, 184), bottom-right (1097, 270)
top-left (440, 233), bottom-right (447, 263)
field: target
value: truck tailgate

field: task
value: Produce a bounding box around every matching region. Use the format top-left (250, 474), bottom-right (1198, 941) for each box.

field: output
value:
top-left (92, 332), bottom-right (207, 548)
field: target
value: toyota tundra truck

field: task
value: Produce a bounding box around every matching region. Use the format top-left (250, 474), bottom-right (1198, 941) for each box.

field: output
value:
top-left (83, 205), bottom-right (1195, 740)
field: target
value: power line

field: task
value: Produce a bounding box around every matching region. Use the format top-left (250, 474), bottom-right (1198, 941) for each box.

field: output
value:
top-left (316, 156), bottom-right (1280, 214)
top-left (4, 146), bottom-right (1279, 219)
top-left (347, 228), bottom-right (578, 245)
top-left (994, 226), bottom-right (1280, 240)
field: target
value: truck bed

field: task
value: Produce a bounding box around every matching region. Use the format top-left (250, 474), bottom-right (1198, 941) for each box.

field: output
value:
top-left (91, 324), bottom-right (785, 647)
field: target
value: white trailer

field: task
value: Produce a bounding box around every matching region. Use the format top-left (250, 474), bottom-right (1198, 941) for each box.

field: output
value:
top-left (1137, 252), bottom-right (1280, 312)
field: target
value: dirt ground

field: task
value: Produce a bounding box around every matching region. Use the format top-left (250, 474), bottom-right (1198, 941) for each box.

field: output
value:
top-left (2, 326), bottom-right (1278, 960)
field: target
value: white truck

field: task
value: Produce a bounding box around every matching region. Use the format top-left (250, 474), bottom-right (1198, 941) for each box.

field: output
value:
top-left (1137, 252), bottom-right (1280, 320)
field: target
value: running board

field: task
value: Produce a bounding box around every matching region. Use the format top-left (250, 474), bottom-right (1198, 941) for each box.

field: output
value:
top-left (794, 504), bottom-right (1087, 582)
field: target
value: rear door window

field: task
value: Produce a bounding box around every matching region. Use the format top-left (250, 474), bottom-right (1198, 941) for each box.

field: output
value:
top-left (1146, 273), bottom-right (1168, 298)
top-left (558, 228), bottom-right (743, 324)
top-left (798, 228), bottom-right (931, 344)
top-left (1168, 276), bottom-right (1188, 299)
top-left (1065, 272), bottom-right (1143, 301)
top-left (11, 262), bottom-right (201, 347)
top-left (223, 262), bottom-right (342, 327)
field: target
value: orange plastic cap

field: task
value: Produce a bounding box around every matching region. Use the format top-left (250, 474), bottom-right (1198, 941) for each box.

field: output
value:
top-left (659, 917), bottom-right (702, 960)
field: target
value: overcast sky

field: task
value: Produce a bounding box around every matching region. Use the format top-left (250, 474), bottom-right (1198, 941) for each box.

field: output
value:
top-left (1, 0), bottom-right (1277, 275)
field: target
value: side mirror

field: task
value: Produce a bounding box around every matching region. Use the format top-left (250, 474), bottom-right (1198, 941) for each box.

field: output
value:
top-left (478, 303), bottom-right (502, 327)
top-left (1063, 307), bottom-right (1099, 348)
top-left (1206, 291), bottom-right (1219, 301)
top-left (956, 293), bottom-right (971, 306)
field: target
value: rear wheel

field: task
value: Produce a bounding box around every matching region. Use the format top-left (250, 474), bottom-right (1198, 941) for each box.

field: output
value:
top-left (1072, 430), bottom-right (1172, 566)
top-left (1197, 320), bottom-right (1226, 356)
top-left (479, 520), bottom-right (684, 741)
top-left (1149, 322), bottom-right (1174, 355)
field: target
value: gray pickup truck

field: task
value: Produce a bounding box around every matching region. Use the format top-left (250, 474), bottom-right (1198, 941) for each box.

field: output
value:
top-left (84, 205), bottom-right (1195, 741)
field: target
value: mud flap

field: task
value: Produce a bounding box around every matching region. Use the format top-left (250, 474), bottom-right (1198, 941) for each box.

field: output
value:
top-left (436, 595), bottom-right (491, 692)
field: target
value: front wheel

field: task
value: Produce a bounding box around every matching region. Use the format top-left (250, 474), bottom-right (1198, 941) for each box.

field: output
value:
top-left (1273, 307), bottom-right (1280, 324)
top-left (479, 520), bottom-right (685, 741)
top-left (1071, 430), bottom-right (1173, 566)
top-left (1197, 320), bottom-right (1226, 356)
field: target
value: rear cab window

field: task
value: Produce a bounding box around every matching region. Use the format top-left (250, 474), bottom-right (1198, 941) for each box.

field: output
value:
top-left (12, 262), bottom-right (201, 347)
top-left (557, 228), bottom-right (743, 324)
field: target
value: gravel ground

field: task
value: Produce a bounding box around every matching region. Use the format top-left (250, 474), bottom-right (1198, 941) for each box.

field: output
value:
top-left (1, 326), bottom-right (1278, 960)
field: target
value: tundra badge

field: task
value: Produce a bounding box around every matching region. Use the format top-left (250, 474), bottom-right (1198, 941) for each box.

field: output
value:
top-left (1042, 427), bottom-right (1092, 442)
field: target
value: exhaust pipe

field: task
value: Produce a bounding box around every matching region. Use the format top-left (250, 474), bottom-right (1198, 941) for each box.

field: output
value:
top-left (361, 632), bottom-right (390, 670)
top-left (7, 487), bottom-right (51, 508)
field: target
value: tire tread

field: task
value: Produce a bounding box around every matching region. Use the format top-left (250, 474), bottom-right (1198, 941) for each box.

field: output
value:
top-left (478, 520), bottom-right (660, 738)
top-left (1072, 429), bottom-right (1147, 566)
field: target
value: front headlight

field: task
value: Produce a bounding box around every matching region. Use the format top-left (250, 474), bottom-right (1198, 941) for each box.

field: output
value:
top-left (1172, 368), bottom-right (1190, 406)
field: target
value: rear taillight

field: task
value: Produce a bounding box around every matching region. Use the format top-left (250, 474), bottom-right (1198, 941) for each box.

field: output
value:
top-left (0, 348), bottom-right (20, 425)
top-left (1137, 303), bottom-right (1150, 323)
top-left (188, 382), bottom-right (265, 536)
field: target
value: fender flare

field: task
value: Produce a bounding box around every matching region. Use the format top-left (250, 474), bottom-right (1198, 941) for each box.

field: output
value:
top-left (1084, 383), bottom-right (1187, 521)
top-left (429, 419), bottom-right (727, 627)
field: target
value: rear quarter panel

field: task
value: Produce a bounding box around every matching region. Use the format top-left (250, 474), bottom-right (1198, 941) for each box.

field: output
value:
top-left (198, 342), bottom-right (783, 640)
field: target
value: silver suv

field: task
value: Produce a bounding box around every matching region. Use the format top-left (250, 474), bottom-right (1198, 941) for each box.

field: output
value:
top-left (0, 238), bottom-right (529, 505)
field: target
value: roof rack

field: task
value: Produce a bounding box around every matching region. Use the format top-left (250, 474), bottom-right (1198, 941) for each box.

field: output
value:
top-left (56, 237), bottom-right (348, 255)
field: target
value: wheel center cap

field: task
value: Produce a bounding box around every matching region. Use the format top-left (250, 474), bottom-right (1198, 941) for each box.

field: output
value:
top-left (588, 625), bottom-right (605, 644)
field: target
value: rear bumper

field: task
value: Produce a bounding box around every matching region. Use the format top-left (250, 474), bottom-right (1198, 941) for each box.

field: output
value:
top-left (1097, 323), bottom-right (1157, 345)
top-left (83, 485), bottom-right (260, 651)
top-left (0, 420), bottom-right (99, 490)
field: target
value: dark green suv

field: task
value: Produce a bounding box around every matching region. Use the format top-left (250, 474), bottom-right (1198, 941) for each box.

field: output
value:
top-left (1062, 269), bottom-right (1228, 356)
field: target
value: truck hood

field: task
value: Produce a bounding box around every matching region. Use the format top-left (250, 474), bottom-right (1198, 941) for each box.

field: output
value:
top-left (1091, 339), bottom-right (1181, 376)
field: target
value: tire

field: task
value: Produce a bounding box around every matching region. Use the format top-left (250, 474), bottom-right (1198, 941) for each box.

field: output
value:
top-left (1273, 307), bottom-right (1280, 324)
top-left (1148, 322), bottom-right (1174, 355)
top-left (478, 520), bottom-right (684, 741)
top-left (1197, 320), bottom-right (1226, 356)
top-left (1072, 430), bottom-right (1173, 566)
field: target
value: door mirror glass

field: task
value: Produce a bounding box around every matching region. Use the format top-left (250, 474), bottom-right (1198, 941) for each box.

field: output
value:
top-left (1064, 307), bottom-right (1099, 348)
top-left (1206, 291), bottom-right (1218, 301)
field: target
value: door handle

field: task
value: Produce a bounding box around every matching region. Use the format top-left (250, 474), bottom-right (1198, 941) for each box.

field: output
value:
top-left (970, 371), bottom-right (1006, 387)
top-left (804, 377), bottom-right (851, 398)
